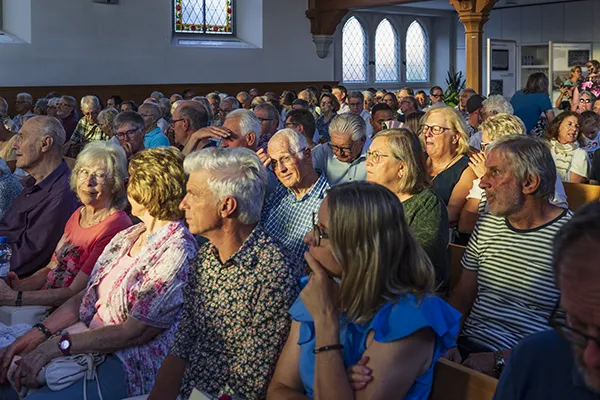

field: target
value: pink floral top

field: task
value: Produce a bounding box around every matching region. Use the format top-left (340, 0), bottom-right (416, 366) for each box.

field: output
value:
top-left (579, 76), bottom-right (600, 99)
top-left (79, 220), bottom-right (197, 397)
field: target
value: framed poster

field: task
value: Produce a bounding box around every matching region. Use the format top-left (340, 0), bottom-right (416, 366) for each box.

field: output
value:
top-left (492, 49), bottom-right (509, 71)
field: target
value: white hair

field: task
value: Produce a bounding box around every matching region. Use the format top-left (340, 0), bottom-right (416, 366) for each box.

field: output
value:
top-left (329, 113), bottom-right (366, 141)
top-left (184, 147), bottom-right (267, 225)
top-left (222, 96), bottom-right (241, 110)
top-left (0, 97), bottom-right (7, 117)
top-left (171, 100), bottom-right (183, 116)
top-left (81, 95), bottom-right (100, 111)
top-left (151, 91), bottom-right (164, 100)
top-left (16, 93), bottom-right (32, 103)
top-left (483, 94), bottom-right (513, 115)
top-left (269, 128), bottom-right (309, 159)
top-left (226, 109), bottom-right (261, 138)
top-left (139, 102), bottom-right (161, 119)
top-left (362, 91), bottom-right (373, 101)
top-left (48, 98), bottom-right (60, 108)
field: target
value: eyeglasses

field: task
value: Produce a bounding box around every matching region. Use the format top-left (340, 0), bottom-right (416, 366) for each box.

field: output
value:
top-left (366, 150), bottom-right (391, 164)
top-left (77, 168), bottom-right (110, 184)
top-left (115, 128), bottom-right (140, 139)
top-left (349, 102), bottom-right (362, 107)
top-left (169, 118), bottom-right (186, 126)
top-left (549, 302), bottom-right (600, 349)
top-left (430, 93), bottom-right (443, 98)
top-left (285, 122), bottom-right (300, 129)
top-left (422, 124), bottom-right (451, 135)
top-left (480, 141), bottom-right (491, 151)
top-left (312, 212), bottom-right (329, 247)
top-left (328, 142), bottom-right (355, 156)
top-left (580, 98), bottom-right (592, 104)
top-left (258, 117), bottom-right (275, 123)
top-left (57, 103), bottom-right (72, 108)
top-left (271, 149), bottom-right (304, 169)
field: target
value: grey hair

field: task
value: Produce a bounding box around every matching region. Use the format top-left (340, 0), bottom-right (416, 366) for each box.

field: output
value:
top-left (48, 98), bottom-right (60, 108)
top-left (329, 113), bottom-right (366, 141)
top-left (462, 88), bottom-right (477, 96)
top-left (362, 91), bottom-right (373, 101)
top-left (151, 91), bottom-right (164, 100)
top-left (226, 109), bottom-right (261, 138)
top-left (158, 98), bottom-right (171, 118)
top-left (487, 135), bottom-right (556, 201)
top-left (81, 95), bottom-right (100, 111)
top-left (0, 97), bottom-right (8, 117)
top-left (206, 92), bottom-right (221, 103)
top-left (29, 116), bottom-right (66, 149)
top-left (222, 96), bottom-right (241, 110)
top-left (483, 94), bottom-right (514, 115)
top-left (139, 102), bottom-right (161, 119)
top-left (71, 141), bottom-right (128, 210)
top-left (184, 147), bottom-right (267, 225)
top-left (269, 128), bottom-right (309, 159)
top-left (193, 96), bottom-right (214, 121)
top-left (61, 95), bottom-right (77, 109)
top-left (348, 91), bottom-right (365, 102)
top-left (253, 103), bottom-right (280, 122)
top-left (97, 108), bottom-right (119, 126)
top-left (113, 111), bottom-right (145, 132)
top-left (580, 90), bottom-right (597, 101)
top-left (171, 100), bottom-right (183, 116)
top-left (16, 93), bottom-right (32, 104)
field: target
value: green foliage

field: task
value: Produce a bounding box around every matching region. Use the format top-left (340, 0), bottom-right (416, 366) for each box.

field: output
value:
top-left (443, 69), bottom-right (466, 107)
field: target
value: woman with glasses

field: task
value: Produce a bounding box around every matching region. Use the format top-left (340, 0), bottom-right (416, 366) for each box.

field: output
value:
top-left (575, 90), bottom-right (596, 114)
top-left (365, 129), bottom-right (450, 289)
top-left (545, 111), bottom-right (591, 183)
top-left (315, 93), bottom-right (339, 143)
top-left (510, 72), bottom-right (555, 136)
top-left (0, 147), bottom-right (197, 399)
top-left (0, 141), bottom-right (131, 309)
top-left (267, 181), bottom-right (460, 400)
top-left (422, 106), bottom-right (476, 230)
top-left (572, 60), bottom-right (600, 112)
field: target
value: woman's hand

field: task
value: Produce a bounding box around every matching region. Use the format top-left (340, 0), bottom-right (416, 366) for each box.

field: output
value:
top-left (0, 279), bottom-right (16, 306)
top-left (300, 252), bottom-right (339, 323)
top-left (468, 151), bottom-right (487, 179)
top-left (347, 356), bottom-right (372, 391)
top-left (14, 341), bottom-right (55, 391)
top-left (0, 330), bottom-right (46, 383)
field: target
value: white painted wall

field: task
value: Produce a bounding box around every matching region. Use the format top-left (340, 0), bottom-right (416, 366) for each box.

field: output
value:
top-left (0, 0), bottom-right (333, 87)
top-left (455, 0), bottom-right (600, 94)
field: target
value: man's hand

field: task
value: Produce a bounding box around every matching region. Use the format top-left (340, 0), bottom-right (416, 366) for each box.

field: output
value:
top-left (256, 148), bottom-right (272, 168)
top-left (191, 126), bottom-right (231, 142)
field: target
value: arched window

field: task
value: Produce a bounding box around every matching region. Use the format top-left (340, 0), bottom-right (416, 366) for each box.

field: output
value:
top-left (375, 19), bottom-right (398, 82)
top-left (174, 0), bottom-right (234, 34)
top-left (405, 20), bottom-right (429, 82)
top-left (342, 17), bottom-right (367, 83)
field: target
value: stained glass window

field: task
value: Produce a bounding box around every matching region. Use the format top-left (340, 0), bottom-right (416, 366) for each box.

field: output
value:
top-left (174, 0), bottom-right (234, 34)
top-left (375, 19), bottom-right (398, 82)
top-left (342, 17), bottom-right (367, 83)
top-left (406, 20), bottom-right (429, 82)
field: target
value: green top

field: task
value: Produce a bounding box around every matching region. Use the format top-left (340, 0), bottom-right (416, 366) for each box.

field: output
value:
top-left (402, 188), bottom-right (450, 288)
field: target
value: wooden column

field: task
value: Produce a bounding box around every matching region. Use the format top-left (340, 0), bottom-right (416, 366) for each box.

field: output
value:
top-left (450, 0), bottom-right (498, 93)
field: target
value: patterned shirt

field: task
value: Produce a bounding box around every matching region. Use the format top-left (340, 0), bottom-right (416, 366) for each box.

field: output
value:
top-left (261, 173), bottom-right (329, 261)
top-left (79, 220), bottom-right (198, 397)
top-left (170, 226), bottom-right (302, 400)
top-left (315, 112), bottom-right (337, 142)
top-left (71, 117), bottom-right (106, 145)
top-left (0, 169), bottom-right (22, 221)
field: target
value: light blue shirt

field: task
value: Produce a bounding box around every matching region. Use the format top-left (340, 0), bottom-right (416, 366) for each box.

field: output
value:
top-left (311, 143), bottom-right (367, 186)
top-left (144, 127), bottom-right (170, 149)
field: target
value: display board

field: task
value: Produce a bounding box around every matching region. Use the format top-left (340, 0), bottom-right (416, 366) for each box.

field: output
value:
top-left (486, 39), bottom-right (518, 99)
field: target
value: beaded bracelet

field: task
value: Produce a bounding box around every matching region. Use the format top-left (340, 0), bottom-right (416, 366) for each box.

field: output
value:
top-left (33, 323), bottom-right (53, 339)
top-left (312, 344), bottom-right (344, 354)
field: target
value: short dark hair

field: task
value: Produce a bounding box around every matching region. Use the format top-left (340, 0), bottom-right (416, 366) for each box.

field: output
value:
top-left (108, 95), bottom-right (123, 106)
top-left (120, 100), bottom-right (138, 112)
top-left (371, 103), bottom-right (393, 116)
top-left (524, 72), bottom-right (549, 94)
top-left (182, 89), bottom-right (196, 98)
top-left (545, 111), bottom-right (579, 141)
top-left (333, 85), bottom-right (348, 95)
top-left (430, 86), bottom-right (443, 94)
top-left (367, 88), bottom-right (377, 94)
top-left (114, 111), bottom-right (145, 131)
top-left (180, 103), bottom-right (209, 131)
top-left (400, 87), bottom-right (415, 95)
top-left (286, 109), bottom-right (316, 139)
top-left (402, 96), bottom-right (419, 111)
top-left (321, 84), bottom-right (332, 92)
top-left (292, 99), bottom-right (309, 108)
top-left (281, 90), bottom-right (297, 106)
top-left (348, 91), bottom-right (365, 102)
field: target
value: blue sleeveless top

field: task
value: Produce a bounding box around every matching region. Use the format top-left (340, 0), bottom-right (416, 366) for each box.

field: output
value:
top-left (290, 280), bottom-right (461, 399)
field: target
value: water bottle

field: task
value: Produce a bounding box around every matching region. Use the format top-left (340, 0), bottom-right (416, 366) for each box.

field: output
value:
top-left (0, 237), bottom-right (11, 278)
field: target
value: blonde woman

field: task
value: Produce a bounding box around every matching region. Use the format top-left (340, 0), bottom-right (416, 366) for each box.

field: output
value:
top-left (366, 129), bottom-right (449, 288)
top-left (267, 182), bottom-right (460, 400)
top-left (422, 106), bottom-right (476, 227)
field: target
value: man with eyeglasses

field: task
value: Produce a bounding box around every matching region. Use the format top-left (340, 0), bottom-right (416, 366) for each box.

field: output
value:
top-left (494, 202), bottom-right (600, 399)
top-left (311, 113), bottom-right (367, 186)
top-left (0, 116), bottom-right (79, 277)
top-left (113, 111), bottom-right (146, 159)
top-left (172, 101), bottom-right (230, 156)
top-left (348, 91), bottom-right (374, 139)
top-left (428, 86), bottom-right (446, 109)
top-left (138, 103), bottom-right (170, 149)
top-left (260, 129), bottom-right (329, 261)
top-left (284, 109), bottom-right (318, 148)
top-left (446, 135), bottom-right (572, 379)
top-left (12, 93), bottom-right (35, 133)
top-left (254, 103), bottom-right (280, 149)
top-left (63, 95), bottom-right (106, 157)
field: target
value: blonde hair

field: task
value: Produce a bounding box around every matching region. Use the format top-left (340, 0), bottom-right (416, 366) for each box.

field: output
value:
top-left (71, 141), bottom-right (128, 209)
top-left (423, 106), bottom-right (470, 155)
top-left (479, 113), bottom-right (526, 142)
top-left (327, 182), bottom-right (435, 325)
top-left (128, 147), bottom-right (186, 220)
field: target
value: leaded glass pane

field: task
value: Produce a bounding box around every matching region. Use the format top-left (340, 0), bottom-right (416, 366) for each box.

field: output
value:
top-left (342, 17), bottom-right (367, 83)
top-left (406, 21), bottom-right (429, 82)
top-left (375, 19), bottom-right (398, 82)
top-left (174, 0), bottom-right (233, 34)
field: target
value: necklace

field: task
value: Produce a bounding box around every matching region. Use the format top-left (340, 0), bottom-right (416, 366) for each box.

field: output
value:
top-left (82, 207), bottom-right (112, 227)
top-left (430, 153), bottom-right (461, 181)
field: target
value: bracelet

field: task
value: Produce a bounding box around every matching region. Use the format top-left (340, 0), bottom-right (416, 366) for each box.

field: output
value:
top-left (33, 323), bottom-right (53, 340)
top-left (312, 344), bottom-right (344, 354)
top-left (15, 291), bottom-right (22, 307)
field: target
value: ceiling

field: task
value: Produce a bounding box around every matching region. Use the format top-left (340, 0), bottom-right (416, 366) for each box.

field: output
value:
top-left (397, 0), bottom-right (572, 11)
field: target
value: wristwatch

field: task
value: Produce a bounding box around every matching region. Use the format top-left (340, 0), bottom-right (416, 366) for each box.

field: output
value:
top-left (493, 350), bottom-right (505, 377)
top-left (58, 334), bottom-right (72, 356)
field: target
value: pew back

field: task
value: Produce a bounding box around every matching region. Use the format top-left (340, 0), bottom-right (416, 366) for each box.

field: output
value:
top-left (429, 358), bottom-right (498, 400)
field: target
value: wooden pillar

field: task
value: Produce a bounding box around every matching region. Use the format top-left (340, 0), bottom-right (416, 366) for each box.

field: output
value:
top-left (450, 0), bottom-right (498, 93)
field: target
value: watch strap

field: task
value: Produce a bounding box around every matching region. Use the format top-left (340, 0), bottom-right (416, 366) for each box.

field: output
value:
top-left (493, 350), bottom-right (505, 377)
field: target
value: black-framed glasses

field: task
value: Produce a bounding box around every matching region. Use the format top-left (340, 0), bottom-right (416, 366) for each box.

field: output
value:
top-left (549, 302), bottom-right (600, 349)
top-left (430, 93), bottom-right (443, 98)
top-left (115, 128), bottom-right (140, 139)
top-left (328, 142), bottom-right (355, 156)
top-left (365, 150), bottom-right (391, 164)
top-left (312, 212), bottom-right (328, 247)
top-left (258, 117), bottom-right (275, 123)
top-left (169, 118), bottom-right (185, 126)
top-left (422, 124), bottom-right (451, 136)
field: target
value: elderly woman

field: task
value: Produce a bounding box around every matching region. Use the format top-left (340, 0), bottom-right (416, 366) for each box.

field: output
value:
top-left (46, 98), bottom-right (60, 119)
top-left (510, 72), bottom-right (555, 136)
top-left (423, 106), bottom-right (476, 228)
top-left (0, 141), bottom-right (131, 308)
top-left (97, 108), bottom-right (120, 146)
top-left (575, 90), bottom-right (596, 114)
top-left (267, 182), bottom-right (460, 400)
top-left (460, 114), bottom-right (568, 234)
top-left (315, 93), bottom-right (339, 143)
top-left (366, 129), bottom-right (449, 288)
top-left (546, 111), bottom-right (591, 183)
top-left (33, 99), bottom-right (49, 116)
top-left (469, 95), bottom-right (513, 150)
top-left (0, 147), bottom-right (197, 399)
top-left (0, 159), bottom-right (22, 220)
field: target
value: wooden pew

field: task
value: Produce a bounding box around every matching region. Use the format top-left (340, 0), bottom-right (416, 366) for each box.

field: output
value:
top-left (429, 358), bottom-right (498, 400)
top-left (449, 244), bottom-right (466, 293)
top-left (563, 182), bottom-right (600, 212)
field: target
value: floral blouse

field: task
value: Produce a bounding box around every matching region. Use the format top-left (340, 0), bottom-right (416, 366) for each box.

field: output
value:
top-left (79, 220), bottom-right (198, 397)
top-left (579, 76), bottom-right (600, 99)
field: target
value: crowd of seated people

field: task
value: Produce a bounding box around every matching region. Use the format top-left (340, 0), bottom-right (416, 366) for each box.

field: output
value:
top-left (0, 74), bottom-right (599, 400)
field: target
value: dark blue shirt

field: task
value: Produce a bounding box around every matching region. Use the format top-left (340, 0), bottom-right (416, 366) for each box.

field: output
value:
top-left (494, 330), bottom-right (600, 400)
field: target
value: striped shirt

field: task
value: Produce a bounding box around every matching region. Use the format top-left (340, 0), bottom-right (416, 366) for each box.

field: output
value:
top-left (461, 208), bottom-right (572, 351)
top-left (260, 173), bottom-right (329, 261)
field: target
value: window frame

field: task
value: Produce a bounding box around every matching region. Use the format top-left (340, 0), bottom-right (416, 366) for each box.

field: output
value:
top-left (374, 18), bottom-right (400, 84)
top-left (172, 0), bottom-right (236, 37)
top-left (404, 19), bottom-right (430, 83)
top-left (341, 15), bottom-right (369, 84)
